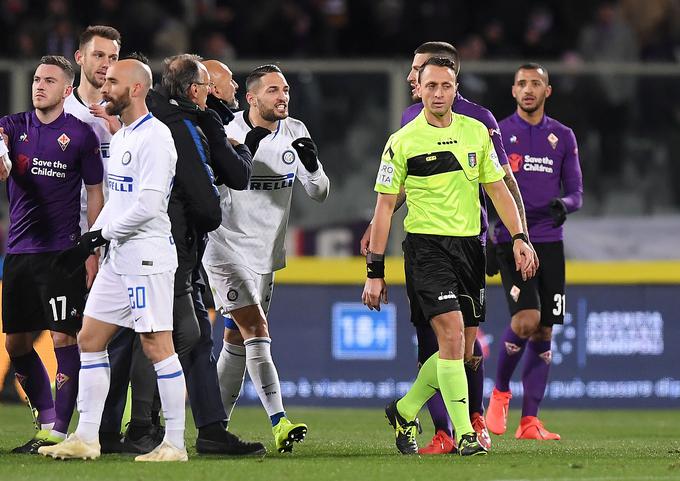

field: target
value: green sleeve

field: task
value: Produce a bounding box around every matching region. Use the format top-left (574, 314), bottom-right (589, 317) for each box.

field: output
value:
top-left (374, 134), bottom-right (406, 194)
top-left (479, 129), bottom-right (505, 184)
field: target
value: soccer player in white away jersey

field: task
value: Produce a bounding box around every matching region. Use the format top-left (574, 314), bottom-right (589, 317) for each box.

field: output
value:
top-left (40, 57), bottom-right (188, 463)
top-left (203, 64), bottom-right (329, 453)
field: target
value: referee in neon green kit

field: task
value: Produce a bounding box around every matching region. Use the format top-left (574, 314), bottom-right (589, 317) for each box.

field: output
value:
top-left (363, 57), bottom-right (537, 457)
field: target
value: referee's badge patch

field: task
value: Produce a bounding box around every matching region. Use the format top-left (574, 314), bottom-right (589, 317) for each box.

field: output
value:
top-left (467, 152), bottom-right (477, 168)
top-left (376, 161), bottom-right (395, 186)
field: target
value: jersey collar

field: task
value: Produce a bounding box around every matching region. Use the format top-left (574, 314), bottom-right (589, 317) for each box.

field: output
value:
top-left (30, 109), bottom-right (67, 129)
top-left (512, 111), bottom-right (548, 129)
top-left (123, 112), bottom-right (153, 135)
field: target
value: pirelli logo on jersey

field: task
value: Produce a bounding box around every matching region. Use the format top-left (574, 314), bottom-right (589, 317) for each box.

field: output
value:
top-left (249, 172), bottom-right (294, 191)
top-left (108, 173), bottom-right (134, 192)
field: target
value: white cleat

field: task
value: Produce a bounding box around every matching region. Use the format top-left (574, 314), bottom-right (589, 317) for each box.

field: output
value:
top-left (135, 440), bottom-right (188, 462)
top-left (38, 433), bottom-right (100, 460)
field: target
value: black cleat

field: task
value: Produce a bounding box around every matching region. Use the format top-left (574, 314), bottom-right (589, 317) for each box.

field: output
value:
top-left (12, 436), bottom-right (58, 454)
top-left (196, 430), bottom-right (266, 456)
top-left (458, 432), bottom-right (488, 456)
top-left (121, 422), bottom-right (163, 455)
top-left (385, 400), bottom-right (421, 455)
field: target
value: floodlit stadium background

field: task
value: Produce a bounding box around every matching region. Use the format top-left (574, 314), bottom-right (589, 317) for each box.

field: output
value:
top-left (0, 0), bottom-right (679, 407)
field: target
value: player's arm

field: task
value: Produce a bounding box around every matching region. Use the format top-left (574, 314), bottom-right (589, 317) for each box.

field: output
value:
top-left (359, 186), bottom-right (405, 256)
top-left (0, 121), bottom-right (13, 182)
top-left (293, 135), bottom-right (330, 202)
top-left (362, 193), bottom-right (395, 310)
top-left (550, 129), bottom-right (583, 227)
top-left (101, 134), bottom-right (176, 241)
top-left (85, 183), bottom-right (104, 228)
top-left (198, 108), bottom-right (252, 190)
top-left (483, 180), bottom-right (536, 280)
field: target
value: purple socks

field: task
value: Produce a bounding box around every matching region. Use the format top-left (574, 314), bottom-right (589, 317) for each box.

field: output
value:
top-left (521, 340), bottom-right (552, 417)
top-left (54, 344), bottom-right (80, 434)
top-left (494, 326), bottom-right (528, 392)
top-left (465, 338), bottom-right (485, 415)
top-left (11, 349), bottom-right (55, 425)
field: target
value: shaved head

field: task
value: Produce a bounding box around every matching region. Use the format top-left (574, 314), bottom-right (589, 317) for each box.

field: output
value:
top-left (118, 58), bottom-right (152, 92)
top-left (101, 57), bottom-right (152, 123)
top-left (202, 59), bottom-right (239, 108)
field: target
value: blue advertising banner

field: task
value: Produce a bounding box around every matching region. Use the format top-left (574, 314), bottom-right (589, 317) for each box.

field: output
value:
top-left (214, 284), bottom-right (680, 408)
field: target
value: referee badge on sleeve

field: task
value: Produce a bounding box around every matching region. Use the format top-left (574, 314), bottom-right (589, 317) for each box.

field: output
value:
top-left (467, 152), bottom-right (477, 168)
top-left (376, 161), bottom-right (395, 186)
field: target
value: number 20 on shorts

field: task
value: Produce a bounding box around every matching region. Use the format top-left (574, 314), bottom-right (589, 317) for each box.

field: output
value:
top-left (128, 286), bottom-right (147, 309)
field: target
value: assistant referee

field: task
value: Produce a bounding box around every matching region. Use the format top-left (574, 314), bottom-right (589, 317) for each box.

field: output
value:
top-left (362, 57), bottom-right (536, 457)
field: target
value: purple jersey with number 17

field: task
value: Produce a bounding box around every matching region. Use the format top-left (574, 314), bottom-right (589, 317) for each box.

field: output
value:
top-left (0, 110), bottom-right (103, 254)
top-left (401, 92), bottom-right (509, 243)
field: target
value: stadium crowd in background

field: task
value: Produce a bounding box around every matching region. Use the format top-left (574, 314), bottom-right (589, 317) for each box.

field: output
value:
top-left (0, 0), bottom-right (679, 62)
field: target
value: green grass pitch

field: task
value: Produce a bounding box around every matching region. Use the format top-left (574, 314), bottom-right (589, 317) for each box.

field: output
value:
top-left (0, 404), bottom-right (678, 481)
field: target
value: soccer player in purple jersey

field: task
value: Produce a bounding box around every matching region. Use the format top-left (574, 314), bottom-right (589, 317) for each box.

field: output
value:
top-left (486, 63), bottom-right (583, 440)
top-left (0, 55), bottom-right (104, 453)
top-left (360, 41), bottom-right (534, 454)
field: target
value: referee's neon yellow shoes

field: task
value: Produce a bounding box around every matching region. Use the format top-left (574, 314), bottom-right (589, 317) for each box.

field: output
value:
top-left (38, 433), bottom-right (100, 460)
top-left (272, 418), bottom-right (308, 453)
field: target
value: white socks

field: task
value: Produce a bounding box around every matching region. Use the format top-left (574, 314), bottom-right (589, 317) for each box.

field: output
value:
top-left (154, 354), bottom-right (186, 449)
top-left (217, 342), bottom-right (246, 423)
top-left (244, 337), bottom-right (284, 418)
top-left (75, 351), bottom-right (110, 443)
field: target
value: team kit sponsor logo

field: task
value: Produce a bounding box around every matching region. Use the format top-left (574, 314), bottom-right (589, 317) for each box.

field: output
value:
top-left (508, 152), bottom-right (555, 174)
top-left (249, 172), bottom-right (295, 191)
top-left (108, 173), bottom-right (134, 192)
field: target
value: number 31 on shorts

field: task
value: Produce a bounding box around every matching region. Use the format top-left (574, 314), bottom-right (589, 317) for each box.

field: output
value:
top-left (552, 294), bottom-right (566, 316)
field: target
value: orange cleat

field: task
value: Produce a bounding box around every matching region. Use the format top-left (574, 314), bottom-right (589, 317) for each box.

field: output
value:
top-left (486, 388), bottom-right (512, 435)
top-left (515, 416), bottom-right (561, 440)
top-left (471, 412), bottom-right (491, 450)
top-left (417, 430), bottom-right (456, 455)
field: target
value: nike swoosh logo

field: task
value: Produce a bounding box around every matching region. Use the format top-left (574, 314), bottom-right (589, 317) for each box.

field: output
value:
top-left (134, 317), bottom-right (142, 323)
top-left (261, 383), bottom-right (275, 390)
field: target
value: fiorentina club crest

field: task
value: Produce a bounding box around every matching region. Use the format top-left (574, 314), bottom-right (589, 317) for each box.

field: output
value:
top-left (467, 152), bottom-right (477, 167)
top-left (539, 350), bottom-right (553, 365)
top-left (57, 133), bottom-right (70, 151)
top-left (505, 342), bottom-right (522, 355)
top-left (56, 372), bottom-right (70, 390)
top-left (547, 132), bottom-right (559, 149)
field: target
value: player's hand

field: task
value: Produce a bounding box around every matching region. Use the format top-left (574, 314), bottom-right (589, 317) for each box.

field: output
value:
top-left (512, 239), bottom-right (537, 281)
top-left (90, 103), bottom-right (121, 135)
top-left (549, 198), bottom-right (568, 227)
top-left (362, 278), bottom-right (388, 311)
top-left (53, 229), bottom-right (109, 276)
top-left (485, 239), bottom-right (500, 277)
top-left (228, 137), bottom-right (241, 146)
top-left (292, 137), bottom-right (319, 173)
top-left (85, 252), bottom-right (99, 289)
top-left (359, 223), bottom-right (372, 256)
top-left (0, 126), bottom-right (8, 146)
top-left (244, 126), bottom-right (271, 155)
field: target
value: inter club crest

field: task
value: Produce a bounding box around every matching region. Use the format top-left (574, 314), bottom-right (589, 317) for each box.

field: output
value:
top-left (56, 372), bottom-right (70, 390)
top-left (57, 133), bottom-right (71, 151)
top-left (547, 132), bottom-right (559, 150)
top-left (467, 152), bottom-right (477, 168)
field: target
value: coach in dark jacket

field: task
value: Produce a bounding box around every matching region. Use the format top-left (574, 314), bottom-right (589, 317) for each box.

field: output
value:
top-left (148, 54), bottom-right (262, 456)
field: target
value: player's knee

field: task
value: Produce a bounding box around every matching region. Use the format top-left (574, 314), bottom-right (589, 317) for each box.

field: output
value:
top-left (4, 333), bottom-right (33, 357)
top-left (225, 327), bottom-right (244, 345)
top-left (51, 331), bottom-right (77, 349)
top-left (530, 325), bottom-right (552, 342)
top-left (511, 310), bottom-right (541, 338)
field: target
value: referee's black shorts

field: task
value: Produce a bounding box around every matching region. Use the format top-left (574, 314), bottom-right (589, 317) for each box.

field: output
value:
top-left (2, 252), bottom-right (86, 334)
top-left (496, 240), bottom-right (565, 326)
top-left (403, 233), bottom-right (486, 328)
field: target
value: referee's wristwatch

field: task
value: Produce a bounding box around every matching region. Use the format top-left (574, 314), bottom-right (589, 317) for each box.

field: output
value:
top-left (512, 233), bottom-right (529, 245)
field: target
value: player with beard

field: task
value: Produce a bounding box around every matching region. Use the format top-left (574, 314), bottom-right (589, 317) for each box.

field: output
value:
top-left (203, 64), bottom-right (330, 453)
top-left (486, 63), bottom-right (582, 440)
top-left (360, 41), bottom-right (534, 454)
top-left (40, 57), bottom-right (187, 462)
top-left (0, 56), bottom-right (103, 453)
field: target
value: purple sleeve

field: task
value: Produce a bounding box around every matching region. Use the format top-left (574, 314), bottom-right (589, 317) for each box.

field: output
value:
top-left (0, 115), bottom-right (14, 141)
top-left (80, 126), bottom-right (104, 185)
top-left (400, 103), bottom-right (423, 128)
top-left (560, 128), bottom-right (583, 213)
top-left (478, 110), bottom-right (508, 166)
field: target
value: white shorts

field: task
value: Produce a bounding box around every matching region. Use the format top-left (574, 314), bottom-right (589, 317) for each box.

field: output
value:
top-left (204, 263), bottom-right (274, 315)
top-left (84, 262), bottom-right (175, 333)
